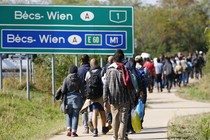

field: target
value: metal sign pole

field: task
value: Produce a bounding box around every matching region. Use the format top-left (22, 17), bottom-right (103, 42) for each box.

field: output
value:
top-left (26, 55), bottom-right (30, 100)
top-left (0, 54), bottom-right (2, 90)
top-left (31, 55), bottom-right (35, 84)
top-left (100, 55), bottom-right (103, 68)
top-left (52, 54), bottom-right (55, 104)
top-left (75, 55), bottom-right (78, 66)
top-left (19, 55), bottom-right (23, 85)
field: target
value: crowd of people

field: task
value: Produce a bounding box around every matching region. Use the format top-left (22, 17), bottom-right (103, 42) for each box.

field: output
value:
top-left (55, 49), bottom-right (205, 140)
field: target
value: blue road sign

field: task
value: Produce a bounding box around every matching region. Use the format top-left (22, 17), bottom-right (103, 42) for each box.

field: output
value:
top-left (0, 5), bottom-right (133, 55)
top-left (2, 29), bottom-right (127, 50)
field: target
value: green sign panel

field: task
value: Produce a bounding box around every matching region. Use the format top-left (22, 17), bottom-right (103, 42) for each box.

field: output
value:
top-left (85, 34), bottom-right (102, 45)
top-left (0, 5), bottom-right (134, 55)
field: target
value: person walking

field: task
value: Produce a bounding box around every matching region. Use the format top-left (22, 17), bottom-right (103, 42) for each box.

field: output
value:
top-left (163, 57), bottom-right (174, 93)
top-left (80, 58), bottom-right (109, 137)
top-left (154, 58), bottom-right (163, 92)
top-left (135, 56), bottom-right (148, 129)
top-left (101, 55), bottom-right (113, 130)
top-left (143, 57), bottom-right (155, 93)
top-left (103, 49), bottom-right (134, 140)
top-left (61, 65), bottom-right (85, 137)
top-left (78, 54), bottom-right (91, 134)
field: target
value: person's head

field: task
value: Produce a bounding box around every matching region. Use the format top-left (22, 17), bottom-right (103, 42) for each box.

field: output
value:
top-left (81, 54), bottom-right (89, 64)
top-left (146, 57), bottom-right (150, 61)
top-left (157, 58), bottom-right (160, 63)
top-left (135, 55), bottom-right (144, 65)
top-left (113, 49), bottom-right (124, 62)
top-left (107, 55), bottom-right (113, 64)
top-left (69, 65), bottom-right (78, 74)
top-left (90, 58), bottom-right (98, 68)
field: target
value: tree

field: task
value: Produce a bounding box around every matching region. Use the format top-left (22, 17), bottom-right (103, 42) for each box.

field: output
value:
top-left (135, 0), bottom-right (208, 57)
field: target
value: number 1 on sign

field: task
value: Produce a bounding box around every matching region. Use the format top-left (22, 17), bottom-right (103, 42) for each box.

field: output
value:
top-left (116, 13), bottom-right (120, 20)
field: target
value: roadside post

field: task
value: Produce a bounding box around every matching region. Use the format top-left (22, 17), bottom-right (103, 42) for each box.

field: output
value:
top-left (0, 5), bottom-right (134, 101)
top-left (52, 54), bottom-right (55, 104)
top-left (19, 55), bottom-right (23, 85)
top-left (26, 55), bottom-right (30, 100)
top-left (0, 54), bottom-right (2, 90)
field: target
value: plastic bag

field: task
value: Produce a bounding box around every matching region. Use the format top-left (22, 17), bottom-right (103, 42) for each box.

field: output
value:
top-left (131, 109), bottom-right (142, 132)
top-left (135, 99), bottom-right (145, 120)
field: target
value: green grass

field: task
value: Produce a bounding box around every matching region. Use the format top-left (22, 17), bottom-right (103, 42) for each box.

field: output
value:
top-left (168, 113), bottom-right (210, 140)
top-left (177, 79), bottom-right (210, 102)
top-left (0, 89), bottom-right (66, 140)
top-left (168, 51), bottom-right (210, 140)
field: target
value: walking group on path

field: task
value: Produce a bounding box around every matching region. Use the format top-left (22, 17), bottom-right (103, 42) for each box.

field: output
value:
top-left (52, 49), bottom-right (208, 140)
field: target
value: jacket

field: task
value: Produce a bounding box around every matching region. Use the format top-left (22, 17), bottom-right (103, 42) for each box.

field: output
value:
top-left (103, 62), bottom-right (130, 105)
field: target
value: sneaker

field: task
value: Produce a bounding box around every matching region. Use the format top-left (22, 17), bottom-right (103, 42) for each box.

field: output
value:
top-left (93, 128), bottom-right (98, 137)
top-left (83, 127), bottom-right (89, 134)
top-left (112, 136), bottom-right (117, 140)
top-left (71, 132), bottom-right (78, 137)
top-left (102, 126), bottom-right (109, 134)
top-left (66, 129), bottom-right (71, 137)
top-left (88, 121), bottom-right (94, 133)
top-left (128, 130), bottom-right (136, 134)
top-left (67, 131), bottom-right (71, 137)
top-left (124, 135), bottom-right (129, 140)
top-left (107, 120), bottom-right (112, 130)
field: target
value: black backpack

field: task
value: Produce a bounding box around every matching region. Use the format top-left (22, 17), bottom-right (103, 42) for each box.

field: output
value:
top-left (86, 69), bottom-right (103, 99)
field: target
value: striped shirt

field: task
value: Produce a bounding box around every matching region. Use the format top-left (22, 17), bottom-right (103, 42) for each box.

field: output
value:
top-left (103, 63), bottom-right (129, 105)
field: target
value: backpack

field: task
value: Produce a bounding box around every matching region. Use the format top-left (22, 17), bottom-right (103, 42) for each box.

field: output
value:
top-left (193, 57), bottom-right (198, 67)
top-left (86, 69), bottom-right (103, 99)
top-left (129, 68), bottom-right (140, 94)
top-left (137, 67), bottom-right (147, 88)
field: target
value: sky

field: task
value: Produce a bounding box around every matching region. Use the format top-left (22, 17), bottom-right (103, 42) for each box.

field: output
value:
top-left (142, 0), bottom-right (157, 5)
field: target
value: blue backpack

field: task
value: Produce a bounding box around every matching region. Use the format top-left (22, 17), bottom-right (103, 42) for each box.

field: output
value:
top-left (137, 67), bottom-right (147, 89)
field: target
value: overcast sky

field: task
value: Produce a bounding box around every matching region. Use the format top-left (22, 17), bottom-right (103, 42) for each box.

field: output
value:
top-left (142, 0), bottom-right (157, 5)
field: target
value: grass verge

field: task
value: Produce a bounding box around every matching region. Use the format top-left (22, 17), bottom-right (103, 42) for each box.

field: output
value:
top-left (176, 78), bottom-right (210, 103)
top-left (168, 113), bottom-right (210, 140)
top-left (0, 89), bottom-right (66, 140)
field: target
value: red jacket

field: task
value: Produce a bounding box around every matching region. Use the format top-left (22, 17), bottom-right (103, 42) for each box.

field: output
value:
top-left (143, 61), bottom-right (155, 77)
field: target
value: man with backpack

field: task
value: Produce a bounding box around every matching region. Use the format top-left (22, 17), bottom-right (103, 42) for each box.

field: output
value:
top-left (80, 58), bottom-right (109, 137)
top-left (135, 55), bottom-right (148, 129)
top-left (103, 49), bottom-right (134, 140)
top-left (78, 54), bottom-right (91, 134)
top-left (124, 58), bottom-right (139, 134)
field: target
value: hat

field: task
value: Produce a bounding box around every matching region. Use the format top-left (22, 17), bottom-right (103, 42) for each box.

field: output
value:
top-left (199, 51), bottom-right (203, 54)
top-left (69, 65), bottom-right (78, 74)
top-left (135, 55), bottom-right (141, 61)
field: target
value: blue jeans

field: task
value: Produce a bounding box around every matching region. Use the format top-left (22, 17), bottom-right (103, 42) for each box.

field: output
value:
top-left (66, 108), bottom-right (80, 132)
top-left (82, 111), bottom-right (88, 129)
top-left (82, 109), bottom-right (93, 129)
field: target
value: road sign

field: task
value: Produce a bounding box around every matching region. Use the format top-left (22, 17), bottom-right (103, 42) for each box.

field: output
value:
top-left (0, 5), bottom-right (134, 55)
top-left (85, 34), bottom-right (102, 45)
